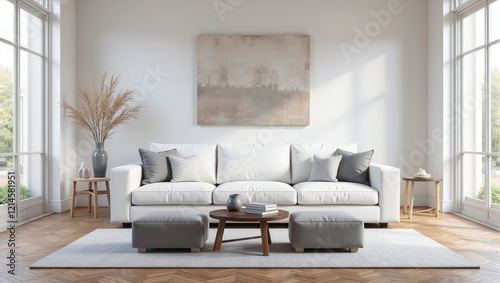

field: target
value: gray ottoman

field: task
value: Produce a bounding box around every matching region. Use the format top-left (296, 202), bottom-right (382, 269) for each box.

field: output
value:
top-left (289, 211), bottom-right (364, 253)
top-left (132, 211), bottom-right (208, 253)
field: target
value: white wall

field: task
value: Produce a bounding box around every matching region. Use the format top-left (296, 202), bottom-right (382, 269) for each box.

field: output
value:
top-left (50, 0), bottom-right (77, 212)
top-left (69, 0), bottom-right (429, 206)
top-left (427, 0), bottom-right (454, 212)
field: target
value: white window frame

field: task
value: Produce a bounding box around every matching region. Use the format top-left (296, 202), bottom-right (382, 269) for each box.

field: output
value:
top-left (455, 0), bottom-right (500, 229)
top-left (0, 0), bottom-right (51, 229)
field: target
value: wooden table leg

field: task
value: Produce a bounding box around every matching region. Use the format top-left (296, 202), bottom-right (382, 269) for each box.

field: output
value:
top-left (435, 181), bottom-right (440, 217)
top-left (70, 181), bottom-right (77, 217)
top-left (260, 221), bottom-right (270, 256)
top-left (267, 225), bottom-right (272, 244)
top-left (93, 182), bottom-right (99, 218)
top-left (87, 183), bottom-right (92, 213)
top-left (409, 181), bottom-right (415, 219)
top-left (105, 181), bottom-right (111, 207)
top-left (213, 220), bottom-right (226, 251)
top-left (403, 181), bottom-right (409, 214)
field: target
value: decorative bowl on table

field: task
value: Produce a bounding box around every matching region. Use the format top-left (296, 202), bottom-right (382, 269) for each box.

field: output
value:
top-left (413, 168), bottom-right (431, 178)
top-left (413, 173), bottom-right (431, 178)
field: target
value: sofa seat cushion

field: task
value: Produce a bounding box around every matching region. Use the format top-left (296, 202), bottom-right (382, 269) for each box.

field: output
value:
top-left (212, 181), bottom-right (297, 205)
top-left (132, 182), bottom-right (215, 205)
top-left (293, 182), bottom-right (378, 205)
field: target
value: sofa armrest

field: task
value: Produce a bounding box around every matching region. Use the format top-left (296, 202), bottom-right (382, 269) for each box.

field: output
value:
top-left (369, 163), bottom-right (400, 223)
top-left (110, 163), bottom-right (142, 223)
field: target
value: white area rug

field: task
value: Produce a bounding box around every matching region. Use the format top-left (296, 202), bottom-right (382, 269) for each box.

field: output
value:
top-left (31, 228), bottom-right (479, 269)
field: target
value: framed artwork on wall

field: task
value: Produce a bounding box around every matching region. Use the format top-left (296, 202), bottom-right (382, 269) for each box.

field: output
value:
top-left (197, 35), bottom-right (310, 126)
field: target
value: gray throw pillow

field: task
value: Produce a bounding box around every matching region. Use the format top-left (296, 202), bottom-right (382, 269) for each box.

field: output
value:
top-left (138, 148), bottom-right (176, 185)
top-left (308, 154), bottom-right (342, 182)
top-left (334, 148), bottom-right (374, 185)
top-left (168, 155), bottom-right (201, 182)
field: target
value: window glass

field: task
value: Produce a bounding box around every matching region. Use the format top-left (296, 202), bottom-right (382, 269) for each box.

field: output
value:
top-left (19, 154), bottom-right (41, 198)
top-left (490, 44), bottom-right (500, 153)
top-left (462, 49), bottom-right (486, 152)
top-left (20, 8), bottom-right (43, 54)
top-left (463, 154), bottom-right (486, 202)
top-left (19, 50), bottom-right (43, 152)
top-left (0, 0), bottom-right (15, 43)
top-left (463, 8), bottom-right (485, 53)
top-left (490, 0), bottom-right (500, 42)
top-left (33, 0), bottom-right (48, 9)
top-left (0, 156), bottom-right (15, 205)
top-left (0, 42), bottom-right (15, 154)
top-left (457, 0), bottom-right (471, 7)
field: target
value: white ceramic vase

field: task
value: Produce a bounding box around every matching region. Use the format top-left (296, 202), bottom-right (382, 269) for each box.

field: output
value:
top-left (78, 162), bottom-right (91, 179)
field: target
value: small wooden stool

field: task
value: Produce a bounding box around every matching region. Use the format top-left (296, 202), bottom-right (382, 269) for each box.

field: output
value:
top-left (70, 177), bottom-right (110, 218)
top-left (402, 176), bottom-right (442, 219)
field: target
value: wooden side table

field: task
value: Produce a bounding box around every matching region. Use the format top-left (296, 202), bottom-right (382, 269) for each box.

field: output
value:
top-left (70, 177), bottom-right (110, 218)
top-left (402, 177), bottom-right (442, 219)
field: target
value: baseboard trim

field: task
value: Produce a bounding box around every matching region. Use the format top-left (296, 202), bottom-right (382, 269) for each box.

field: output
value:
top-left (452, 212), bottom-right (500, 231)
top-left (50, 195), bottom-right (109, 213)
top-left (49, 198), bottom-right (72, 213)
top-left (440, 200), bottom-right (456, 213)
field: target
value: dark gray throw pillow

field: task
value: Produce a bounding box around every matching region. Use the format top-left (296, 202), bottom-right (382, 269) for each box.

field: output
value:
top-left (138, 148), bottom-right (177, 185)
top-left (334, 148), bottom-right (374, 185)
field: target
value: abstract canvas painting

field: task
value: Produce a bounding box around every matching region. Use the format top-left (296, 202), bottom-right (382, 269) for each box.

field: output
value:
top-left (197, 35), bottom-right (310, 126)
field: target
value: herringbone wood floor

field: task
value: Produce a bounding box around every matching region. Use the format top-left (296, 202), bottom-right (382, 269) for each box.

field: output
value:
top-left (0, 207), bottom-right (499, 283)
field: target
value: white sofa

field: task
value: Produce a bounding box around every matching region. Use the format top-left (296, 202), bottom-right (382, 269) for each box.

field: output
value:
top-left (110, 143), bottom-right (400, 226)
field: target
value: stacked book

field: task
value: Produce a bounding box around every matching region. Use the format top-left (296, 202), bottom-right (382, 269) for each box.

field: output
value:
top-left (245, 202), bottom-right (279, 215)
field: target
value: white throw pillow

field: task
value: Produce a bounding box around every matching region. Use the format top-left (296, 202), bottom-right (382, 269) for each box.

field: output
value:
top-left (216, 144), bottom-right (291, 183)
top-left (307, 154), bottom-right (342, 182)
top-left (168, 155), bottom-right (201, 182)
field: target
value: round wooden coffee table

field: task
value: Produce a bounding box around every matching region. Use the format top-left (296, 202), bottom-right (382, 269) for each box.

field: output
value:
top-left (209, 209), bottom-right (289, 256)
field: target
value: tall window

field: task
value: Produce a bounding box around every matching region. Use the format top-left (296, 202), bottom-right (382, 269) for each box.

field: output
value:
top-left (0, 0), bottom-right (48, 226)
top-left (458, 0), bottom-right (500, 228)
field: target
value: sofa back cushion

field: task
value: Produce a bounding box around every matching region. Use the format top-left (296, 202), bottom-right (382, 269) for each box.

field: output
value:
top-left (217, 144), bottom-right (291, 184)
top-left (290, 143), bottom-right (357, 184)
top-left (149, 143), bottom-right (217, 184)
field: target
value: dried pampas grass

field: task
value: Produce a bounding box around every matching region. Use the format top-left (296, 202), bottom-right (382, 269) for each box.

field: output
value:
top-left (60, 72), bottom-right (144, 143)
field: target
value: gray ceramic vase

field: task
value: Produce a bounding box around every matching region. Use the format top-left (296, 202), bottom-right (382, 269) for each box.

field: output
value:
top-left (92, 142), bottom-right (108, 177)
top-left (226, 194), bottom-right (242, 211)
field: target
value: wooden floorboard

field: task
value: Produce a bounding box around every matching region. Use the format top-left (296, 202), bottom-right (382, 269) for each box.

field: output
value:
top-left (0, 207), bottom-right (499, 282)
